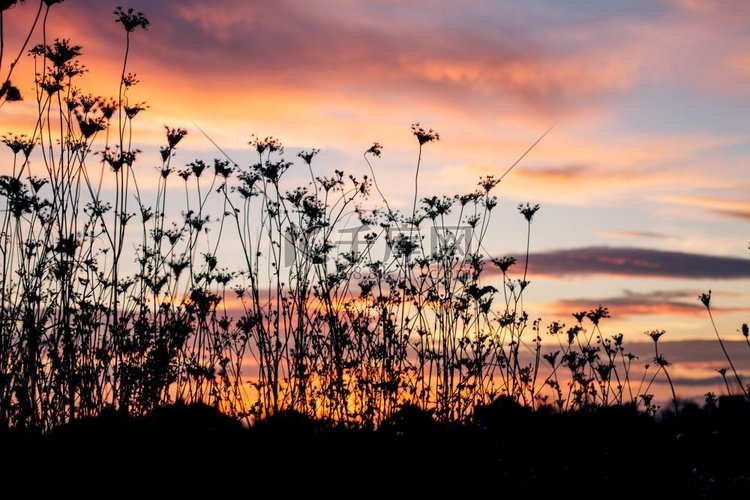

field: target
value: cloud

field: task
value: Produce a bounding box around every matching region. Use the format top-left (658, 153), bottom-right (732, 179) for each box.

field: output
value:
top-left (596, 230), bottom-right (671, 240)
top-left (627, 339), bottom-right (750, 366)
top-left (548, 289), bottom-right (746, 319)
top-left (666, 195), bottom-right (750, 221)
top-left (487, 133), bottom-right (739, 205)
top-left (500, 246), bottom-right (750, 279)
top-left (4, 0), bottom-right (750, 224)
top-left (2, 0), bottom-right (649, 120)
top-left (5, 0), bottom-right (750, 129)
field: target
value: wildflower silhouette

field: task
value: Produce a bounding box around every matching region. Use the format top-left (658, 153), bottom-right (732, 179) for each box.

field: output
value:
top-left (518, 203), bottom-right (540, 281)
top-left (410, 123), bottom-right (439, 221)
top-left (700, 290), bottom-right (747, 397)
top-left (3, 1), bottom-right (749, 447)
top-left (649, 333), bottom-right (678, 413)
top-left (2, 134), bottom-right (35, 157)
top-left (114, 6), bottom-right (150, 32)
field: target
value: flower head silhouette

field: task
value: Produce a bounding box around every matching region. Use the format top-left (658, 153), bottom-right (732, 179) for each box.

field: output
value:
top-left (249, 135), bottom-right (282, 156)
top-left (518, 202), bottom-right (540, 222)
top-left (646, 329), bottom-right (665, 343)
top-left (411, 123), bottom-right (439, 145)
top-left (297, 148), bottom-right (320, 166)
top-left (0, 80), bottom-right (22, 101)
top-left (165, 126), bottom-right (187, 148)
top-left (114, 6), bottom-right (150, 32)
top-left (124, 102), bottom-right (147, 119)
top-left (365, 142), bottom-right (383, 157)
top-left (2, 134), bottom-right (35, 157)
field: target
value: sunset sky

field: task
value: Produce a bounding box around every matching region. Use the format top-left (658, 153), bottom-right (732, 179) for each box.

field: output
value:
top-left (3, 0), bottom-right (750, 398)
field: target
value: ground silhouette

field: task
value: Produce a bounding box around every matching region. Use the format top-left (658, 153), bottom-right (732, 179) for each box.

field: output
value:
top-left (2, 399), bottom-right (750, 497)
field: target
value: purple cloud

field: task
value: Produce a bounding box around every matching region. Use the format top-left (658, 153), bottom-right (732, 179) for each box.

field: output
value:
top-left (508, 246), bottom-right (750, 279)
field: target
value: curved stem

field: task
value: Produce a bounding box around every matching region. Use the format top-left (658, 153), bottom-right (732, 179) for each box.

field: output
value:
top-left (118, 32), bottom-right (130, 150)
top-left (522, 221), bottom-right (531, 283)
top-left (2, 0), bottom-right (44, 84)
top-left (364, 152), bottom-right (391, 214)
top-left (0, 10), bottom-right (4, 73)
top-left (707, 307), bottom-right (747, 397)
top-left (412, 144), bottom-right (422, 222)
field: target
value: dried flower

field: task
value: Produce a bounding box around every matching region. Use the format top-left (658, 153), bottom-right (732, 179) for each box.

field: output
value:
top-left (365, 142), bottom-right (383, 157)
top-left (518, 202), bottom-right (540, 222)
top-left (646, 329), bottom-right (665, 343)
top-left (188, 160), bottom-right (206, 178)
top-left (124, 102), bottom-right (147, 119)
top-left (249, 135), bottom-right (282, 156)
top-left (297, 148), bottom-right (320, 166)
top-left (165, 126), bottom-right (187, 148)
top-left (37, 38), bottom-right (81, 67)
top-left (100, 148), bottom-right (139, 172)
top-left (653, 354), bottom-right (671, 367)
top-left (2, 134), bottom-right (35, 157)
top-left (411, 123), bottom-right (439, 145)
top-left (101, 98), bottom-right (117, 120)
top-left (567, 325), bottom-right (581, 344)
top-left (586, 305), bottom-right (610, 325)
top-left (543, 351), bottom-right (560, 366)
top-left (76, 113), bottom-right (106, 139)
top-left (27, 176), bottom-right (48, 194)
top-left (122, 73), bottom-right (139, 88)
top-left (0, 80), bottom-right (22, 101)
top-left (478, 175), bottom-right (500, 193)
top-left (114, 6), bottom-right (150, 32)
top-left (213, 159), bottom-right (233, 178)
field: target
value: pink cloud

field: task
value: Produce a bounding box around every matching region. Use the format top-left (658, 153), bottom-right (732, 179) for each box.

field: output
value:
top-left (548, 288), bottom-right (747, 319)
top-left (596, 230), bottom-right (672, 240)
top-left (666, 195), bottom-right (750, 221)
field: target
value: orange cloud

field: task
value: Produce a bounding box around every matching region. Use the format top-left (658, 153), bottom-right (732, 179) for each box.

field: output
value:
top-left (0, 0), bottom-right (647, 143)
top-left (462, 132), bottom-right (739, 205)
top-left (665, 195), bottom-right (750, 221)
top-left (549, 297), bottom-right (743, 320)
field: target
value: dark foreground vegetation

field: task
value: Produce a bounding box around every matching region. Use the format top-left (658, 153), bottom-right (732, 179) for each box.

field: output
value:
top-left (2, 1), bottom-right (748, 433)
top-left (2, 400), bottom-right (749, 498)
top-left (2, 4), bottom-right (750, 498)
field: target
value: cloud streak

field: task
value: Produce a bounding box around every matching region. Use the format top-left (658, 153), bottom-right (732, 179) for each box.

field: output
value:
top-left (503, 246), bottom-right (750, 280)
top-left (548, 289), bottom-right (746, 319)
top-left (666, 195), bottom-right (750, 221)
top-left (0, 0), bottom-right (661, 122)
top-left (596, 230), bottom-right (671, 240)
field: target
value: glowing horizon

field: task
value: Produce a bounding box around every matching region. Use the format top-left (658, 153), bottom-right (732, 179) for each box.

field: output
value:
top-left (2, 0), bottom-right (750, 404)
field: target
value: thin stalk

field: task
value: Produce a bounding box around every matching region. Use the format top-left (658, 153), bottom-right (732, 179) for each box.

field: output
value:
top-left (707, 306), bottom-right (747, 397)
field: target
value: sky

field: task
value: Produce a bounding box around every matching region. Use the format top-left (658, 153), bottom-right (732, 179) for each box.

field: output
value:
top-left (2, 0), bottom-right (750, 400)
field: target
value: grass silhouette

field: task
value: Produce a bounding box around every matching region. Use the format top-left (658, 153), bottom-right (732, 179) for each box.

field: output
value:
top-left (1, 0), bottom-right (748, 428)
top-left (1, 5), bottom-right (750, 494)
top-left (0, 8), bottom-right (750, 495)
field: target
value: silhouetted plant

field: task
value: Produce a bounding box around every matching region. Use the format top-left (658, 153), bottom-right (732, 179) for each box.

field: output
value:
top-left (1, 2), bottom-right (741, 433)
top-left (699, 290), bottom-right (747, 399)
